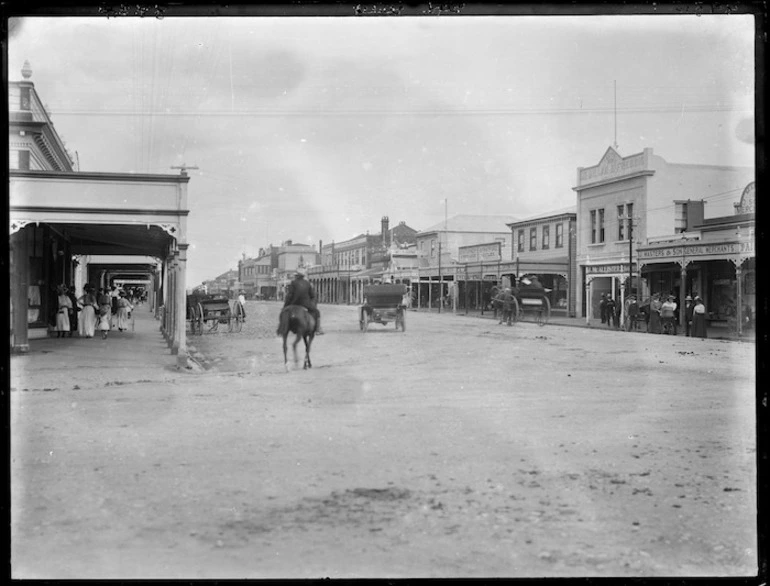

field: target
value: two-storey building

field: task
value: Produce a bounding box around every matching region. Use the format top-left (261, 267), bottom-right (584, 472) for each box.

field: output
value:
top-left (506, 207), bottom-right (578, 316)
top-left (573, 146), bottom-right (753, 320)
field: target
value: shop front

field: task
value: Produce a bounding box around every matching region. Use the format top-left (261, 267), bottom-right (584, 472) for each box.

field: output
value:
top-left (582, 262), bottom-right (639, 322)
top-left (638, 236), bottom-right (755, 334)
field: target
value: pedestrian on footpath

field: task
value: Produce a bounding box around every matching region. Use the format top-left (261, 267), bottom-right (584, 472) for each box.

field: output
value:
top-left (599, 293), bottom-right (607, 324)
top-left (691, 296), bottom-right (708, 339)
top-left (78, 284), bottom-right (98, 338)
top-left (648, 293), bottom-right (662, 334)
top-left (116, 290), bottom-right (134, 331)
top-left (605, 296), bottom-right (617, 329)
top-left (97, 288), bottom-right (112, 338)
top-left (684, 295), bottom-right (694, 336)
top-left (66, 284), bottom-right (80, 337)
top-left (54, 284), bottom-right (72, 338)
top-left (660, 295), bottom-right (678, 335)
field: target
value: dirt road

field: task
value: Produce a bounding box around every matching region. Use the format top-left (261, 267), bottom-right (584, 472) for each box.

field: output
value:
top-left (11, 301), bottom-right (756, 578)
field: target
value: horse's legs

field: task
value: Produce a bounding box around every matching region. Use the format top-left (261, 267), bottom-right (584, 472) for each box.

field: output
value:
top-left (303, 333), bottom-right (313, 369)
top-left (292, 333), bottom-right (301, 367)
top-left (283, 334), bottom-right (290, 372)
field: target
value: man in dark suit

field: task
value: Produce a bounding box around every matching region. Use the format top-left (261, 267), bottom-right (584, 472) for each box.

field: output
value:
top-left (684, 295), bottom-right (694, 336)
top-left (283, 267), bottom-right (323, 334)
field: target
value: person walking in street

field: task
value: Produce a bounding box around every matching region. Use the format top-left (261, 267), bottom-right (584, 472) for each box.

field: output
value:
top-left (237, 290), bottom-right (247, 321)
top-left (599, 293), bottom-right (607, 324)
top-left (116, 290), bottom-right (134, 331)
top-left (684, 295), bottom-right (694, 336)
top-left (54, 284), bottom-right (72, 338)
top-left (691, 296), bottom-right (708, 339)
top-left (110, 285), bottom-right (120, 326)
top-left (78, 284), bottom-right (98, 338)
top-left (283, 267), bottom-right (323, 335)
top-left (648, 293), bottom-right (662, 334)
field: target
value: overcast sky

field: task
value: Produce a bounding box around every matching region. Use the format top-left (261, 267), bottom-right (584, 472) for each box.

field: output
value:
top-left (8, 14), bottom-right (755, 286)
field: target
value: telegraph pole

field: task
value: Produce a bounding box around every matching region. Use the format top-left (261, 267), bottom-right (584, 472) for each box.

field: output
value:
top-left (171, 163), bottom-right (199, 176)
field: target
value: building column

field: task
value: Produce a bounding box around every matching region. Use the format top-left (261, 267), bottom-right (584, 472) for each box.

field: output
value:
top-left (619, 281), bottom-right (626, 324)
top-left (735, 259), bottom-right (743, 336)
top-left (10, 231), bottom-right (30, 353)
top-left (173, 245), bottom-right (189, 367)
top-left (585, 277), bottom-right (592, 325)
top-left (679, 263), bottom-right (688, 330)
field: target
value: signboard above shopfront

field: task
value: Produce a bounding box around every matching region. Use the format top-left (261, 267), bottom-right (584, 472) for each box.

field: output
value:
top-left (458, 242), bottom-right (502, 263)
top-left (638, 239), bottom-right (754, 261)
top-left (585, 262), bottom-right (636, 276)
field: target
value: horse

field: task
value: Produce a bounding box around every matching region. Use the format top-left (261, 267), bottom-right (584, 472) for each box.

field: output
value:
top-left (276, 305), bottom-right (316, 371)
top-left (492, 289), bottom-right (516, 326)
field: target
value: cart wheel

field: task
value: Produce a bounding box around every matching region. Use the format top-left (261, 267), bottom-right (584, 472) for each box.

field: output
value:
top-left (195, 303), bottom-right (204, 335)
top-left (232, 303), bottom-right (243, 333)
top-left (226, 307), bottom-right (235, 332)
top-left (537, 297), bottom-right (551, 326)
top-left (188, 306), bottom-right (198, 335)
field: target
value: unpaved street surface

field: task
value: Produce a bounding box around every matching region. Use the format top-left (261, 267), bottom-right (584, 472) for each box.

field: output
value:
top-left (11, 301), bottom-right (756, 578)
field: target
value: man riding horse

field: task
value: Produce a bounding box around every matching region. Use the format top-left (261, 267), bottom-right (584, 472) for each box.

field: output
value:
top-left (283, 266), bottom-right (324, 335)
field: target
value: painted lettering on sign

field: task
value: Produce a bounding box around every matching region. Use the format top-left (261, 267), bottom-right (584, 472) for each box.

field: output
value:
top-left (459, 242), bottom-right (501, 263)
top-left (586, 263), bottom-right (635, 275)
top-left (580, 152), bottom-right (645, 183)
top-left (639, 240), bottom-right (755, 259)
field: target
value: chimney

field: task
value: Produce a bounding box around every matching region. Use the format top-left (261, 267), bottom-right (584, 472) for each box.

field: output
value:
top-left (381, 216), bottom-right (390, 247)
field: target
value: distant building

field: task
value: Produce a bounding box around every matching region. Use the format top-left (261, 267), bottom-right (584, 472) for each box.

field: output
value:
top-left (414, 214), bottom-right (516, 311)
top-left (308, 217), bottom-right (418, 304)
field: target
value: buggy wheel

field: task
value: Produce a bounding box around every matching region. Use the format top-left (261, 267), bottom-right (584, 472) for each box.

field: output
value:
top-left (232, 303), bottom-right (244, 333)
top-left (536, 297), bottom-right (551, 326)
top-left (188, 306), bottom-right (198, 335)
top-left (195, 303), bottom-right (204, 335)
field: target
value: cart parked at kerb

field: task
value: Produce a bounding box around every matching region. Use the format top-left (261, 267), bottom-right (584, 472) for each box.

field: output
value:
top-left (492, 276), bottom-right (551, 326)
top-left (359, 284), bottom-right (407, 332)
top-left (186, 293), bottom-right (244, 334)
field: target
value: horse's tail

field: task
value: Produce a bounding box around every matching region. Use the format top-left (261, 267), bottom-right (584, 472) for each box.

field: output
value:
top-left (276, 307), bottom-right (289, 337)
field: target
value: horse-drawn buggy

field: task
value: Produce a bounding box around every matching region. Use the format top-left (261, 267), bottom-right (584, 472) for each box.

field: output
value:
top-left (359, 283), bottom-right (407, 332)
top-left (186, 292), bottom-right (244, 334)
top-left (492, 276), bottom-right (552, 326)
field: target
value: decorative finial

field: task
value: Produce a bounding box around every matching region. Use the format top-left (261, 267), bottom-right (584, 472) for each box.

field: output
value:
top-left (21, 60), bottom-right (32, 79)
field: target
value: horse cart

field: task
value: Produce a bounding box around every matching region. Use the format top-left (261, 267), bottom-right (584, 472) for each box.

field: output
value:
top-left (492, 276), bottom-right (552, 326)
top-left (186, 293), bottom-right (244, 334)
top-left (359, 284), bottom-right (407, 332)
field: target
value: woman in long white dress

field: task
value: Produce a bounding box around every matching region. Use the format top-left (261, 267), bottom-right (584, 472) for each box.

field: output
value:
top-left (116, 291), bottom-right (134, 331)
top-left (78, 285), bottom-right (98, 338)
top-left (54, 285), bottom-right (72, 338)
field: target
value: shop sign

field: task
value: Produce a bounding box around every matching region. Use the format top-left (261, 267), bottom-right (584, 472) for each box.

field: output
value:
top-left (638, 240), bottom-right (754, 260)
top-left (586, 263), bottom-right (634, 275)
top-left (459, 242), bottom-right (501, 263)
top-left (483, 274), bottom-right (498, 281)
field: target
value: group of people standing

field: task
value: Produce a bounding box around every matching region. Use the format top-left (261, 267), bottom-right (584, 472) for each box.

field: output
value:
top-left (53, 283), bottom-right (134, 340)
top-left (600, 291), bottom-right (708, 338)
